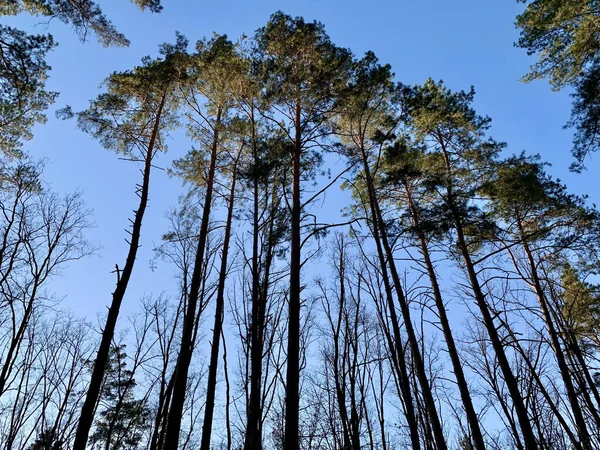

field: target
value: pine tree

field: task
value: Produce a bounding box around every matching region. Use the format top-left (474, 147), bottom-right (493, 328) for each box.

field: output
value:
top-left (162, 34), bottom-right (246, 449)
top-left (400, 79), bottom-right (538, 449)
top-left (0, 0), bottom-right (163, 47)
top-left (0, 26), bottom-right (57, 157)
top-left (338, 53), bottom-right (431, 450)
top-left (0, 0), bottom-right (164, 159)
top-left (516, 0), bottom-right (600, 171)
top-left (72, 36), bottom-right (188, 450)
top-left (27, 430), bottom-right (65, 450)
top-left (482, 154), bottom-right (600, 449)
top-left (240, 126), bottom-right (290, 450)
top-left (89, 345), bottom-right (151, 450)
top-left (382, 136), bottom-right (487, 450)
top-left (254, 14), bottom-right (352, 449)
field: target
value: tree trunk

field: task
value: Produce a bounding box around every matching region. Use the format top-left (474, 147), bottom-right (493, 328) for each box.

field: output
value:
top-left (495, 311), bottom-right (582, 449)
top-left (150, 369), bottom-right (175, 450)
top-left (559, 321), bottom-right (600, 427)
top-left (284, 101), bottom-right (302, 450)
top-left (515, 214), bottom-right (590, 450)
top-left (244, 119), bottom-right (271, 450)
top-left (360, 181), bottom-right (421, 449)
top-left (199, 157), bottom-right (238, 450)
top-left (404, 184), bottom-right (486, 450)
top-left (330, 241), bottom-right (352, 450)
top-left (358, 142), bottom-right (444, 450)
top-left (161, 107), bottom-right (222, 450)
top-left (437, 138), bottom-right (538, 450)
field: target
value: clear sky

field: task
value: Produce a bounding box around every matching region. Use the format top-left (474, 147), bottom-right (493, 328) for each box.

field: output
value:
top-left (5, 0), bottom-right (597, 324)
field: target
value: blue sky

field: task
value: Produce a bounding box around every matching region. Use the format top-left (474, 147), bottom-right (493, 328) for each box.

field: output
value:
top-left (5, 0), bottom-right (597, 322)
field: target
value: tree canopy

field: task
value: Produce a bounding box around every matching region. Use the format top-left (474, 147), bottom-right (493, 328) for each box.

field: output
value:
top-left (2, 5), bottom-right (600, 450)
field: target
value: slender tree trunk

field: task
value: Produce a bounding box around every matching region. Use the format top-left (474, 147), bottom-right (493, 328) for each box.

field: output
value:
top-left (0, 192), bottom-right (26, 396)
top-left (437, 138), bottom-right (538, 450)
top-left (454, 200), bottom-right (536, 449)
top-left (149, 379), bottom-right (167, 450)
top-left (404, 184), bottom-right (486, 450)
top-left (244, 119), bottom-right (269, 450)
top-left (331, 242), bottom-right (352, 450)
top-left (154, 373), bottom-right (175, 450)
top-left (149, 368), bottom-right (173, 450)
top-left (374, 202), bottom-right (447, 450)
top-left (0, 285), bottom-right (38, 396)
top-left (373, 347), bottom-right (388, 450)
top-left (348, 333), bottom-right (361, 450)
top-left (358, 142), bottom-right (444, 450)
top-left (514, 214), bottom-right (591, 450)
top-left (412, 367), bottom-right (435, 450)
top-left (284, 101), bottom-right (302, 450)
top-left (482, 344), bottom-right (525, 450)
top-left (162, 107), bottom-right (223, 450)
top-left (199, 157), bottom-right (238, 450)
top-left (223, 327), bottom-right (233, 450)
top-left (360, 180), bottom-right (421, 449)
top-left (73, 92), bottom-right (167, 450)
top-left (245, 176), bottom-right (279, 449)
top-left (496, 312), bottom-right (582, 449)
top-left (245, 137), bottom-right (263, 450)
top-left (560, 322), bottom-right (600, 427)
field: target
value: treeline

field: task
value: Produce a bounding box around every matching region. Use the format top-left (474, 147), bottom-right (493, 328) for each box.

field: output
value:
top-left (1, 2), bottom-right (600, 450)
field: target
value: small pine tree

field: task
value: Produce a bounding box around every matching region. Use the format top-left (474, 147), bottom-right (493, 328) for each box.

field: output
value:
top-left (27, 430), bottom-right (65, 450)
top-left (89, 345), bottom-right (151, 450)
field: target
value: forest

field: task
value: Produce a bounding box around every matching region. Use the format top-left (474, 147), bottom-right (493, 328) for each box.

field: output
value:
top-left (2, 1), bottom-right (600, 449)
